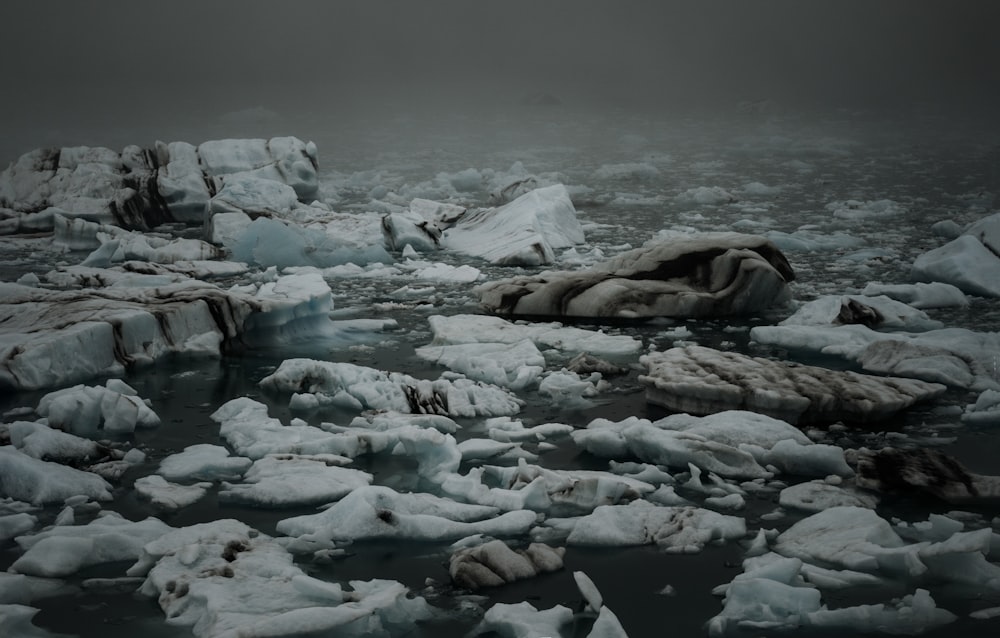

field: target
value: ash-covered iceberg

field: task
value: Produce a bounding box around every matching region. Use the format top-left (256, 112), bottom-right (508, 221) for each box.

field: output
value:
top-left (477, 232), bottom-right (794, 318)
top-left (639, 345), bottom-right (946, 425)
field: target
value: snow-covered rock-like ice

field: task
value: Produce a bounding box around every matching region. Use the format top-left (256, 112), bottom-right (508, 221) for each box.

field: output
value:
top-left (471, 601), bottom-right (573, 638)
top-left (449, 540), bottom-right (564, 590)
top-left (477, 233), bottom-right (794, 318)
top-left (639, 345), bottom-right (946, 424)
top-left (5, 420), bottom-right (106, 464)
top-left (440, 184), bottom-right (584, 265)
top-left (260, 357), bottom-right (523, 417)
top-left (778, 480), bottom-right (878, 512)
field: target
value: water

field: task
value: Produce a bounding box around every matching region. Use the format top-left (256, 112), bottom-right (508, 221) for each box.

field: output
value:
top-left (3, 106), bottom-right (1000, 636)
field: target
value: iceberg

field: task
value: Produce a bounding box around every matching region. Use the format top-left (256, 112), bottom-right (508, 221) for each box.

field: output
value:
top-left (477, 232), bottom-right (794, 318)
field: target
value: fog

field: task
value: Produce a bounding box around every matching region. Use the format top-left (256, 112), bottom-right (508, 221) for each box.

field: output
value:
top-left (1, 0), bottom-right (998, 162)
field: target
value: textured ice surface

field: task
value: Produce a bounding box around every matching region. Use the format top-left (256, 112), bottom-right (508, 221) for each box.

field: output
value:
top-left (440, 184), bottom-right (584, 265)
top-left (36, 379), bottom-right (159, 435)
top-left (129, 518), bottom-right (433, 638)
top-left (12, 511), bottom-right (171, 577)
top-left (0, 446), bottom-right (112, 504)
top-left (157, 444), bottom-right (252, 482)
top-left (449, 540), bottom-right (564, 590)
top-left (260, 357), bottom-right (523, 417)
top-left (426, 313), bottom-right (641, 356)
top-left (640, 345), bottom-right (946, 424)
top-left (219, 454), bottom-right (373, 507)
top-left (477, 232), bottom-right (794, 318)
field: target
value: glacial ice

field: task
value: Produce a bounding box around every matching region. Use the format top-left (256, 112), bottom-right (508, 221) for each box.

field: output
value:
top-left (0, 447), bottom-right (112, 504)
top-left (449, 540), bottom-right (564, 590)
top-left (439, 184), bottom-right (585, 265)
top-left (157, 444), bottom-right (252, 482)
top-left (36, 379), bottom-right (160, 435)
top-left (426, 313), bottom-right (642, 357)
top-left (259, 357), bottom-right (523, 417)
top-left (11, 511), bottom-right (172, 578)
top-left (477, 232), bottom-right (794, 318)
top-left (218, 454), bottom-right (373, 507)
top-left (129, 519), bottom-right (433, 638)
top-left (133, 475), bottom-right (212, 511)
top-left (0, 271), bottom-right (343, 391)
top-left (639, 345), bottom-right (946, 424)
top-left (276, 485), bottom-right (537, 544)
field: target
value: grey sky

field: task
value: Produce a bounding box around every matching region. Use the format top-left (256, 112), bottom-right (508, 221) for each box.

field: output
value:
top-left (1, 1), bottom-right (998, 159)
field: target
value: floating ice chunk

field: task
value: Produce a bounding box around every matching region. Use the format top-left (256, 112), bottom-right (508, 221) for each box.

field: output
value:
top-left (547, 501), bottom-right (746, 552)
top-left (573, 417), bottom-right (770, 480)
top-left (218, 454), bottom-right (373, 507)
top-left (477, 233), bottom-right (794, 318)
top-left (574, 570), bottom-right (603, 611)
top-left (472, 601), bottom-right (573, 638)
top-left (0, 513), bottom-right (37, 542)
top-left (592, 162), bottom-right (660, 180)
top-left (133, 475), bottom-right (211, 510)
top-left (130, 518), bottom-right (432, 637)
top-left (6, 421), bottom-right (105, 464)
top-left (409, 261), bottom-right (482, 282)
top-left (654, 410), bottom-right (811, 449)
top-left (538, 370), bottom-right (599, 408)
top-left (35, 380), bottom-right (160, 435)
top-left (779, 295), bottom-right (943, 331)
top-left (862, 282), bottom-right (968, 309)
top-left (157, 444), bottom-right (252, 482)
top-left (259, 357), bottom-right (523, 417)
top-left (449, 540), bottom-right (564, 590)
top-left (348, 411), bottom-right (460, 434)
top-left (778, 480), bottom-right (878, 512)
top-left (441, 184), bottom-right (584, 265)
top-left (963, 389), bottom-right (1000, 426)
top-left (675, 186), bottom-right (736, 205)
top-left (415, 340), bottom-right (545, 390)
top-left (276, 485), bottom-right (536, 543)
top-left (211, 398), bottom-right (364, 460)
top-left (751, 322), bottom-right (1000, 391)
top-left (806, 589), bottom-right (956, 634)
top-left (588, 604), bottom-right (629, 637)
top-left (0, 447), bottom-right (112, 504)
top-left (827, 198), bottom-right (905, 220)
top-left (426, 314), bottom-right (641, 357)
top-left (485, 418), bottom-right (574, 443)
top-left (912, 234), bottom-right (1000, 298)
top-left (640, 345), bottom-right (945, 425)
top-left (11, 512), bottom-right (172, 577)
top-left (765, 229), bottom-right (864, 253)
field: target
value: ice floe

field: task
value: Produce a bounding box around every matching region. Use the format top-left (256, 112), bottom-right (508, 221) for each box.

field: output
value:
top-left (0, 272), bottom-right (341, 390)
top-left (449, 540), bottom-right (564, 590)
top-left (260, 357), bottom-right (523, 416)
top-left (0, 447), bottom-right (112, 504)
top-left (639, 345), bottom-right (945, 424)
top-left (129, 518), bottom-right (433, 637)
